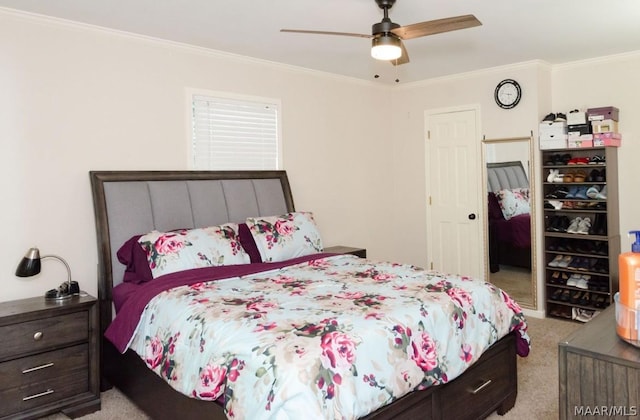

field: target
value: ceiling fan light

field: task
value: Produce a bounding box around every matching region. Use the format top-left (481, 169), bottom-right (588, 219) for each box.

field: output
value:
top-left (371, 35), bottom-right (402, 61)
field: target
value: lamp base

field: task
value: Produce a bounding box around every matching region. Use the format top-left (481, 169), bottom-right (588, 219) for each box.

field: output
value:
top-left (44, 288), bottom-right (73, 301)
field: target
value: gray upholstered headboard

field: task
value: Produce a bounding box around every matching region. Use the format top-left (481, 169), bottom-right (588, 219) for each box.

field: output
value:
top-left (486, 161), bottom-right (529, 193)
top-left (90, 170), bottom-right (294, 333)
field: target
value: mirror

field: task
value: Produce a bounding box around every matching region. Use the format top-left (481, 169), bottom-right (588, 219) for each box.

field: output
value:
top-left (482, 136), bottom-right (537, 310)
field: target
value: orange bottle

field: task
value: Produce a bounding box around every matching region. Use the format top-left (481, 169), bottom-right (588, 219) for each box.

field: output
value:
top-left (617, 231), bottom-right (640, 343)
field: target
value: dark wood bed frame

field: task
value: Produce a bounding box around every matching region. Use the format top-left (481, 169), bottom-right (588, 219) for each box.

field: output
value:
top-left (90, 170), bottom-right (518, 420)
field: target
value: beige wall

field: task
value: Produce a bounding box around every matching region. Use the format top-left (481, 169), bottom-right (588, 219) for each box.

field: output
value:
top-left (389, 53), bottom-right (640, 312)
top-left (2, 9), bottom-right (639, 307)
top-left (0, 11), bottom-right (392, 301)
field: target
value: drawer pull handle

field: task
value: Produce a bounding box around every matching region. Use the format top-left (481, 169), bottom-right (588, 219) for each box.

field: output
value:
top-left (22, 362), bottom-right (54, 374)
top-left (23, 389), bottom-right (54, 401)
top-left (470, 379), bottom-right (492, 395)
top-left (33, 331), bottom-right (43, 341)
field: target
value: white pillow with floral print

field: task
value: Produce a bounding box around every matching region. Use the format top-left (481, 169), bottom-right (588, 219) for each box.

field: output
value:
top-left (137, 223), bottom-right (249, 278)
top-left (495, 188), bottom-right (530, 220)
top-left (246, 212), bottom-right (323, 262)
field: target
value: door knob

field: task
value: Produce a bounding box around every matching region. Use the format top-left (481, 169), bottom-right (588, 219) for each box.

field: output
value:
top-left (468, 213), bottom-right (476, 220)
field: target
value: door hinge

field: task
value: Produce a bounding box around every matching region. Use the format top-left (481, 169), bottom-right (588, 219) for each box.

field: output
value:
top-left (428, 196), bottom-right (432, 205)
top-left (427, 130), bottom-right (431, 140)
top-left (430, 262), bottom-right (433, 270)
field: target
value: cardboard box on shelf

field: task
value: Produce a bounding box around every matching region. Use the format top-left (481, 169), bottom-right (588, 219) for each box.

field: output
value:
top-left (591, 119), bottom-right (619, 134)
top-left (587, 106), bottom-right (619, 121)
top-left (593, 132), bottom-right (622, 147)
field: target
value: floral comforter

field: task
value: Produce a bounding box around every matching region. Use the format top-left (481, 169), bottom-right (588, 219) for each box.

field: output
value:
top-left (122, 255), bottom-right (530, 419)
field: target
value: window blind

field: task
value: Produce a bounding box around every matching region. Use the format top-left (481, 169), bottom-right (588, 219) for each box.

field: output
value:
top-left (191, 94), bottom-right (279, 170)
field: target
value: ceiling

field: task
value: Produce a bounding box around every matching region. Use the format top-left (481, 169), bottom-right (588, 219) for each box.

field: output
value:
top-left (2, 0), bottom-right (640, 85)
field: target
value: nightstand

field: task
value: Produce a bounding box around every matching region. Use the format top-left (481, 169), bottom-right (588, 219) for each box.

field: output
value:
top-left (324, 246), bottom-right (367, 258)
top-left (558, 305), bottom-right (640, 418)
top-left (0, 295), bottom-right (100, 419)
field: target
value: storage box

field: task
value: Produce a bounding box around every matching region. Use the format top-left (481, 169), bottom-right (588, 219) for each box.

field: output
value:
top-left (568, 139), bottom-right (594, 148)
top-left (540, 135), bottom-right (568, 150)
top-left (539, 121), bottom-right (567, 140)
top-left (587, 106), bottom-right (619, 121)
top-left (567, 110), bottom-right (587, 125)
top-left (591, 119), bottom-right (619, 134)
top-left (540, 121), bottom-right (567, 131)
top-left (567, 123), bottom-right (592, 135)
top-left (593, 132), bottom-right (622, 147)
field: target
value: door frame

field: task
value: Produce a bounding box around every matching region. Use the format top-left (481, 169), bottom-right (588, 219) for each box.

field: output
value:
top-left (424, 104), bottom-right (484, 278)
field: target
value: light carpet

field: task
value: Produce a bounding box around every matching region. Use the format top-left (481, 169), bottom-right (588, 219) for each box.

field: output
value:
top-left (46, 316), bottom-right (580, 420)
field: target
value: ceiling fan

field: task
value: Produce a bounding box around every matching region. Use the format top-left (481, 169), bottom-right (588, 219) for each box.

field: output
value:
top-left (281, 0), bottom-right (481, 65)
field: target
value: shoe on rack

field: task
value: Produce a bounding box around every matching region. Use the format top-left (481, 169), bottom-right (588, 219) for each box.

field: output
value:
top-left (558, 240), bottom-right (572, 252)
top-left (595, 185), bottom-right (607, 200)
top-left (557, 255), bottom-right (573, 268)
top-left (546, 188), bottom-right (568, 199)
top-left (586, 185), bottom-right (600, 199)
top-left (553, 172), bottom-right (565, 183)
top-left (587, 169), bottom-right (600, 182)
top-left (555, 112), bottom-right (567, 122)
top-left (576, 217), bottom-right (592, 235)
top-left (574, 186), bottom-right (589, 200)
top-left (574, 170), bottom-right (587, 182)
top-left (576, 277), bottom-right (590, 290)
top-left (566, 274), bottom-right (580, 287)
top-left (591, 213), bottom-right (607, 236)
top-left (566, 217), bottom-right (582, 234)
top-left (548, 254), bottom-right (564, 267)
top-left (547, 168), bottom-right (559, 183)
top-left (548, 200), bottom-right (563, 210)
top-left (543, 113), bottom-right (556, 122)
top-left (563, 171), bottom-right (575, 183)
top-left (575, 308), bottom-right (596, 322)
top-left (546, 154), bottom-right (563, 165)
top-left (565, 186), bottom-right (578, 198)
top-left (594, 242), bottom-right (608, 256)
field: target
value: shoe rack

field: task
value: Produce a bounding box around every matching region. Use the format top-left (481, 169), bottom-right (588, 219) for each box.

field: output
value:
top-left (542, 146), bottom-right (620, 321)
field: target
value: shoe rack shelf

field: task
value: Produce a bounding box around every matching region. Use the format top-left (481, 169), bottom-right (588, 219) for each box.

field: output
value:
top-left (542, 146), bottom-right (620, 322)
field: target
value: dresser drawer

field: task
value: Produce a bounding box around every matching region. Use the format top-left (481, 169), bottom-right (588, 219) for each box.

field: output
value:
top-left (0, 344), bottom-right (89, 417)
top-left (0, 311), bottom-right (88, 360)
top-left (436, 342), bottom-right (515, 419)
top-left (0, 343), bottom-right (88, 390)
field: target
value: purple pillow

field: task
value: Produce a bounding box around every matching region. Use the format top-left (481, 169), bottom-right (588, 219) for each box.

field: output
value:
top-left (488, 192), bottom-right (504, 220)
top-left (116, 235), bottom-right (154, 284)
top-left (238, 223), bottom-right (262, 263)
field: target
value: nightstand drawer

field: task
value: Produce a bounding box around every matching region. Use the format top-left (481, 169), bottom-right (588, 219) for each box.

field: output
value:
top-left (0, 311), bottom-right (88, 360)
top-left (0, 367), bottom-right (88, 417)
top-left (0, 343), bottom-right (88, 391)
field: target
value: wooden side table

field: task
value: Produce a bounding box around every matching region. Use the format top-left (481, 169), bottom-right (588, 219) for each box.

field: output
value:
top-left (558, 305), bottom-right (640, 419)
top-left (0, 295), bottom-right (101, 419)
top-left (324, 245), bottom-right (367, 258)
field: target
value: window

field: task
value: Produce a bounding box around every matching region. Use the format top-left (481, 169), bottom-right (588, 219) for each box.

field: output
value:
top-left (190, 92), bottom-right (281, 170)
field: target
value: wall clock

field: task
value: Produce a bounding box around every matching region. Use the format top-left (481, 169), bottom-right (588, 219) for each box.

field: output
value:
top-left (494, 79), bottom-right (522, 109)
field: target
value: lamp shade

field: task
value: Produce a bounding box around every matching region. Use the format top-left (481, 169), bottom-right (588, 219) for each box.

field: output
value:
top-left (15, 247), bottom-right (42, 277)
top-left (371, 34), bottom-right (402, 61)
top-left (15, 247), bottom-right (75, 301)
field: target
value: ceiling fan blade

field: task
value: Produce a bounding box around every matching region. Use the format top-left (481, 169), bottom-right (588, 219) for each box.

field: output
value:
top-left (391, 41), bottom-right (410, 66)
top-left (391, 14), bottom-right (481, 40)
top-left (280, 29), bottom-right (371, 39)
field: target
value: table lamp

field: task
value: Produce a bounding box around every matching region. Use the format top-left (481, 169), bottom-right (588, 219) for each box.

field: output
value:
top-left (15, 247), bottom-right (78, 301)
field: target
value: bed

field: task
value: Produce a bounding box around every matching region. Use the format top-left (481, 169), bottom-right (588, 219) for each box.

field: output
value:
top-left (90, 170), bottom-right (530, 420)
top-left (486, 162), bottom-right (532, 274)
